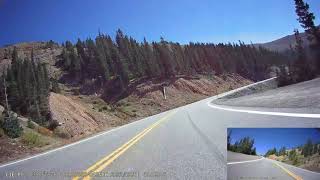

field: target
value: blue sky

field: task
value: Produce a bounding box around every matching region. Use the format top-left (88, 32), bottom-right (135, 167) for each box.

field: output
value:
top-left (228, 128), bottom-right (320, 155)
top-left (0, 0), bottom-right (319, 46)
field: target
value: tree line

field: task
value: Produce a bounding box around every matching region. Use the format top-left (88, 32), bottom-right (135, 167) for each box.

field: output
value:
top-left (264, 139), bottom-right (320, 165)
top-left (265, 147), bottom-right (287, 157)
top-left (265, 139), bottom-right (319, 158)
top-left (0, 48), bottom-right (51, 127)
top-left (227, 131), bottom-right (257, 155)
top-left (60, 29), bottom-right (287, 92)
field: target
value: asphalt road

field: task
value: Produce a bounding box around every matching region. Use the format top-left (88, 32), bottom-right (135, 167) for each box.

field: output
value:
top-left (0, 80), bottom-right (320, 180)
top-left (227, 151), bottom-right (261, 162)
top-left (216, 77), bottom-right (320, 113)
top-left (228, 151), bottom-right (320, 180)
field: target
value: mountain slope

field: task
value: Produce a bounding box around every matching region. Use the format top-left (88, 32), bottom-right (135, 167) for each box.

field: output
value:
top-left (254, 31), bottom-right (309, 52)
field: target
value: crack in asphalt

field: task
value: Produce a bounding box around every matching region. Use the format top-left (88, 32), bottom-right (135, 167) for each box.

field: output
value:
top-left (186, 111), bottom-right (225, 163)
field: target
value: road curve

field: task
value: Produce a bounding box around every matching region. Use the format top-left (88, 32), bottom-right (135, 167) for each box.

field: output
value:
top-left (0, 79), bottom-right (319, 180)
top-left (228, 151), bottom-right (320, 180)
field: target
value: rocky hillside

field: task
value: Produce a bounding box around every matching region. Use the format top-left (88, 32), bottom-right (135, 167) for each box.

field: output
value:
top-left (0, 41), bottom-right (253, 164)
top-left (0, 42), bottom-right (252, 136)
top-left (267, 145), bottom-right (320, 172)
top-left (0, 41), bottom-right (63, 77)
top-left (50, 74), bottom-right (251, 139)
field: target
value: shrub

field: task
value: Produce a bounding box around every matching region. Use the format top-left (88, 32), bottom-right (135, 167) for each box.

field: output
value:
top-left (27, 120), bottom-right (35, 129)
top-left (0, 128), bottom-right (4, 137)
top-left (73, 89), bottom-right (80, 95)
top-left (53, 128), bottom-right (71, 139)
top-left (277, 67), bottom-right (292, 87)
top-left (51, 80), bottom-right (61, 93)
top-left (21, 132), bottom-right (46, 147)
top-left (0, 114), bottom-right (3, 137)
top-left (37, 126), bottom-right (53, 136)
top-left (99, 106), bottom-right (109, 112)
top-left (292, 156), bottom-right (299, 165)
top-left (0, 114), bottom-right (23, 138)
top-left (47, 120), bottom-right (59, 130)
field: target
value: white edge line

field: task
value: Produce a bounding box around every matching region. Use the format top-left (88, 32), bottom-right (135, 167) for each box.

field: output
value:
top-left (0, 110), bottom-right (173, 168)
top-left (0, 77), bottom-right (295, 168)
top-left (227, 157), bottom-right (264, 165)
top-left (0, 125), bottom-right (127, 168)
top-left (266, 158), bottom-right (320, 175)
top-left (208, 102), bottom-right (320, 118)
top-left (206, 76), bottom-right (320, 119)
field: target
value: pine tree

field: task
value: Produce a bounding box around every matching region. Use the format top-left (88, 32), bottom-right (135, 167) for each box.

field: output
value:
top-left (302, 139), bottom-right (313, 157)
top-left (291, 29), bottom-right (314, 83)
top-left (116, 29), bottom-right (135, 78)
top-left (51, 79), bottom-right (61, 93)
top-left (56, 30), bottom-right (289, 93)
top-left (142, 38), bottom-right (159, 77)
top-left (279, 147), bottom-right (287, 156)
top-left (294, 0), bottom-right (320, 72)
top-left (231, 137), bottom-right (256, 155)
top-left (95, 34), bottom-right (110, 81)
top-left (312, 144), bottom-right (318, 155)
top-left (227, 130), bottom-right (232, 150)
top-left (30, 51), bottom-right (42, 124)
top-left (61, 48), bottom-right (71, 70)
top-left (295, 0), bottom-right (320, 42)
top-left (1, 50), bottom-right (51, 125)
top-left (155, 37), bottom-right (175, 78)
top-left (109, 38), bottom-right (129, 91)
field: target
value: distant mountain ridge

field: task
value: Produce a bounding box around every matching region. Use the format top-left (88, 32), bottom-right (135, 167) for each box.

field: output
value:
top-left (255, 26), bottom-right (319, 52)
top-left (254, 31), bottom-right (309, 52)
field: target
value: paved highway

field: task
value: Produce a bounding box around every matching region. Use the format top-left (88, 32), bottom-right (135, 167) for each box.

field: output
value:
top-left (0, 79), bottom-right (320, 180)
top-left (228, 151), bottom-right (320, 180)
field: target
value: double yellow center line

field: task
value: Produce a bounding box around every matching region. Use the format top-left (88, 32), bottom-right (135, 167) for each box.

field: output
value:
top-left (272, 161), bottom-right (303, 180)
top-left (72, 110), bottom-right (177, 180)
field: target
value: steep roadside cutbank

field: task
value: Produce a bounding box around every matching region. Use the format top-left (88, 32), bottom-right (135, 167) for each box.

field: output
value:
top-left (0, 74), bottom-right (252, 164)
top-left (53, 74), bottom-right (253, 139)
top-left (116, 74), bottom-right (252, 118)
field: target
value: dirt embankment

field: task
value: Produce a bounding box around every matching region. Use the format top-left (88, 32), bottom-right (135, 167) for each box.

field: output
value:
top-left (299, 154), bottom-right (320, 172)
top-left (119, 74), bottom-right (252, 118)
top-left (267, 148), bottom-right (320, 173)
top-left (49, 93), bottom-right (108, 138)
top-left (50, 74), bottom-right (252, 139)
top-left (0, 74), bottom-right (252, 164)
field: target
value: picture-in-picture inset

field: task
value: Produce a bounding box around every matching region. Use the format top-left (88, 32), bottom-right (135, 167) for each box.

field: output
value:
top-left (227, 128), bottom-right (320, 180)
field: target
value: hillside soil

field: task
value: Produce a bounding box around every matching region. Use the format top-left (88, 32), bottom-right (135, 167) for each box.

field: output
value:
top-left (268, 152), bottom-right (320, 173)
top-left (0, 74), bottom-right (251, 164)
